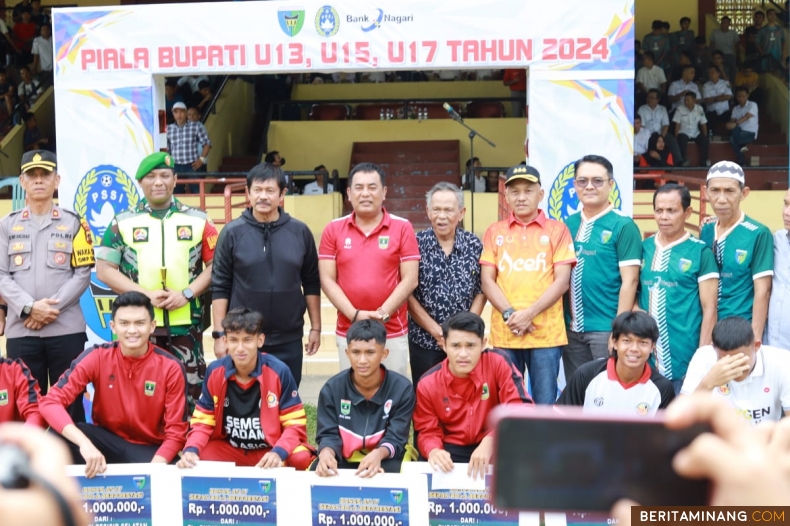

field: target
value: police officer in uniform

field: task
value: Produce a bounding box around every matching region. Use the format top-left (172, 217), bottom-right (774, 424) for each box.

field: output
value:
top-left (96, 152), bottom-right (218, 409)
top-left (0, 150), bottom-right (94, 422)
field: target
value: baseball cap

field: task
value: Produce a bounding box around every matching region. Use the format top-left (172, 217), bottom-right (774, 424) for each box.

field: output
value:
top-left (505, 164), bottom-right (541, 185)
top-left (706, 160), bottom-right (745, 184)
top-left (21, 150), bottom-right (56, 173)
top-left (172, 102), bottom-right (187, 111)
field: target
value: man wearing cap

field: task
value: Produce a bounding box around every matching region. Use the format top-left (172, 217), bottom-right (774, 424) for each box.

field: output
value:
top-left (0, 150), bottom-right (94, 422)
top-left (480, 164), bottom-right (576, 404)
top-left (166, 101), bottom-right (212, 194)
top-left (96, 152), bottom-right (218, 409)
top-left (700, 161), bottom-right (773, 342)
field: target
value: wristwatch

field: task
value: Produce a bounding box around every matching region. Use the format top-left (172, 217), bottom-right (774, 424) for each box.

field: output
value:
top-left (377, 308), bottom-right (391, 323)
top-left (502, 308), bottom-right (516, 322)
top-left (199, 156), bottom-right (207, 164)
top-left (22, 302), bottom-right (33, 317)
top-left (182, 288), bottom-right (194, 300)
top-left (211, 330), bottom-right (225, 339)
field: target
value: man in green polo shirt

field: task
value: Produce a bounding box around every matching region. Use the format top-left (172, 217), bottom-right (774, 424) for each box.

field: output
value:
top-left (562, 155), bottom-right (643, 381)
top-left (700, 161), bottom-right (773, 341)
top-left (640, 184), bottom-right (719, 394)
top-left (96, 152), bottom-right (219, 409)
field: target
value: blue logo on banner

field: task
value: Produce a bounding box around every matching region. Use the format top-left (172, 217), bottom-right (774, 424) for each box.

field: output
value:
top-left (74, 165), bottom-right (140, 342)
top-left (361, 8), bottom-right (384, 32)
top-left (278, 8), bottom-right (305, 37)
top-left (547, 161), bottom-right (622, 221)
top-left (315, 5), bottom-right (339, 37)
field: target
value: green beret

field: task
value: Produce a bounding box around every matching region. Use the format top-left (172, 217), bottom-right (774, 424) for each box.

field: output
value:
top-left (135, 152), bottom-right (174, 181)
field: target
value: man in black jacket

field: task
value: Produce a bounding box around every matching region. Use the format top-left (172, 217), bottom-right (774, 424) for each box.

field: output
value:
top-left (313, 320), bottom-right (415, 476)
top-left (210, 163), bottom-right (320, 386)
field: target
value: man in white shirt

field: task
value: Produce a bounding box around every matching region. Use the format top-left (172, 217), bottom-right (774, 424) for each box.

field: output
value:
top-left (701, 65), bottom-right (732, 123)
top-left (637, 89), bottom-right (685, 165)
top-left (303, 164), bottom-right (334, 195)
top-left (634, 115), bottom-right (651, 165)
top-left (31, 24), bottom-right (52, 84)
top-left (667, 66), bottom-right (701, 112)
top-left (710, 16), bottom-right (740, 81)
top-left (766, 189), bottom-right (790, 350)
top-left (727, 87), bottom-right (759, 165)
top-left (635, 52), bottom-right (667, 95)
top-left (681, 317), bottom-right (790, 426)
top-left (673, 92), bottom-right (709, 167)
top-left (461, 157), bottom-right (486, 192)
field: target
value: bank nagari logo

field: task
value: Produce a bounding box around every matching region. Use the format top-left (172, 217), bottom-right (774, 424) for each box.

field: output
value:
top-left (74, 164), bottom-right (140, 242)
top-left (315, 5), bottom-right (339, 37)
top-left (548, 161), bottom-right (621, 221)
top-left (359, 7), bottom-right (384, 31)
top-left (259, 480), bottom-right (272, 494)
top-left (278, 7), bottom-right (305, 37)
top-left (133, 477), bottom-right (146, 489)
top-left (75, 165), bottom-right (140, 343)
top-left (390, 490), bottom-right (404, 504)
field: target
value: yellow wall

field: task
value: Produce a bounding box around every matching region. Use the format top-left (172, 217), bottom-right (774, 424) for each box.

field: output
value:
top-left (0, 87), bottom-right (54, 177)
top-left (762, 74), bottom-right (789, 137)
top-left (292, 80), bottom-right (511, 102)
top-left (203, 78), bottom-right (255, 171)
top-left (462, 192), bottom-right (498, 238)
top-left (635, 0), bottom-right (698, 42)
top-left (267, 119), bottom-right (526, 176)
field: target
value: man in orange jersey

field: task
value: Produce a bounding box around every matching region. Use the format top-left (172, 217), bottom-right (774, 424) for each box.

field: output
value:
top-left (480, 165), bottom-right (576, 404)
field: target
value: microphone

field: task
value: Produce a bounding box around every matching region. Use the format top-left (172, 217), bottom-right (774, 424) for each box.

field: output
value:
top-left (442, 102), bottom-right (463, 122)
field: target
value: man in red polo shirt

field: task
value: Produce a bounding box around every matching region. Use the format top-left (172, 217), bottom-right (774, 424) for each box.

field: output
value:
top-left (319, 162), bottom-right (420, 377)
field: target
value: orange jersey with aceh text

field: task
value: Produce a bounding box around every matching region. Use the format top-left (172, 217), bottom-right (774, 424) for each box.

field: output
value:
top-left (480, 210), bottom-right (576, 349)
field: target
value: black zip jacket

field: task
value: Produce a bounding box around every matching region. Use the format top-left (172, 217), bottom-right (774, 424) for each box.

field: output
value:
top-left (211, 208), bottom-right (319, 345)
top-left (316, 365), bottom-right (415, 461)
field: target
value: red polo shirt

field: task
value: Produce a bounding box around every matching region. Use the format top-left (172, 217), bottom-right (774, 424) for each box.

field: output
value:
top-left (319, 208), bottom-right (420, 337)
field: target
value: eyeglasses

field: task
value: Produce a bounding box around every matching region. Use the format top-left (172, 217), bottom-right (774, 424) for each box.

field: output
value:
top-left (574, 177), bottom-right (609, 188)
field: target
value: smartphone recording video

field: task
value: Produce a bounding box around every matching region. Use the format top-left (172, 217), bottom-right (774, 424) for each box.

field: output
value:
top-left (490, 406), bottom-right (710, 511)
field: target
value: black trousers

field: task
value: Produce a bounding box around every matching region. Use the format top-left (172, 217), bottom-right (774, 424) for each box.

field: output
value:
top-left (418, 443), bottom-right (478, 463)
top-left (261, 339), bottom-right (304, 387)
top-left (408, 339), bottom-right (446, 387)
top-left (66, 423), bottom-right (160, 464)
top-left (7, 332), bottom-right (87, 423)
top-left (677, 133), bottom-right (710, 166)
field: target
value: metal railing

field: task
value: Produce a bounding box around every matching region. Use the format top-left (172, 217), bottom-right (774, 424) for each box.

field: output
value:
top-left (633, 173), bottom-right (709, 237)
top-left (200, 75), bottom-right (230, 124)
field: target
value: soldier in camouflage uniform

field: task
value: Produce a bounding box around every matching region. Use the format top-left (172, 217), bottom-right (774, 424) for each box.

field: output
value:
top-left (96, 152), bottom-right (218, 410)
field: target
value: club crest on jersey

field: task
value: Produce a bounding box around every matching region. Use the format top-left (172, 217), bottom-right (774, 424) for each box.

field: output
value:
top-left (340, 399), bottom-right (351, 415)
top-left (636, 403), bottom-right (650, 415)
top-left (378, 236), bottom-right (389, 249)
top-left (481, 383), bottom-right (490, 400)
top-left (600, 230), bottom-right (612, 244)
top-left (678, 258), bottom-right (692, 272)
top-left (496, 235), bottom-right (504, 246)
top-left (718, 384), bottom-right (730, 395)
top-left (0, 389), bottom-right (7, 406)
top-left (384, 399), bottom-right (392, 415)
top-left (267, 391), bottom-right (278, 408)
top-left (735, 249), bottom-right (748, 265)
top-left (144, 381), bottom-right (156, 396)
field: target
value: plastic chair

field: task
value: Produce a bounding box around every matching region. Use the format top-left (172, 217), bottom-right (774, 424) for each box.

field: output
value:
top-left (0, 177), bottom-right (25, 211)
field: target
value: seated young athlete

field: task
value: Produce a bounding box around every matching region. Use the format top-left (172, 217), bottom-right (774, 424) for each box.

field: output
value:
top-left (39, 291), bottom-right (188, 477)
top-left (413, 312), bottom-right (532, 479)
top-left (313, 319), bottom-right (414, 477)
top-left (681, 316), bottom-right (790, 425)
top-left (0, 355), bottom-right (44, 427)
top-left (178, 308), bottom-right (315, 469)
top-left (557, 311), bottom-right (675, 415)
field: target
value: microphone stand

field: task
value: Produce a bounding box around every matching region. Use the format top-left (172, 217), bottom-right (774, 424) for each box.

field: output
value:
top-left (447, 112), bottom-right (496, 234)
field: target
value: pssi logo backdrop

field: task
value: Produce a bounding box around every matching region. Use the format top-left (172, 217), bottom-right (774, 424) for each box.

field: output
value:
top-left (547, 161), bottom-right (622, 221)
top-left (74, 164), bottom-right (141, 341)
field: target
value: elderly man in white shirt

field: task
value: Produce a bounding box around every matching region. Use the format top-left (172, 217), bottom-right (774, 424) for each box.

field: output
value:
top-left (673, 92), bottom-right (709, 167)
top-left (702, 65), bottom-right (732, 124)
top-left (766, 189), bottom-right (790, 351)
top-left (667, 66), bottom-right (702, 112)
top-left (727, 87), bottom-right (759, 165)
top-left (637, 89), bottom-right (686, 165)
top-left (634, 115), bottom-right (651, 165)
